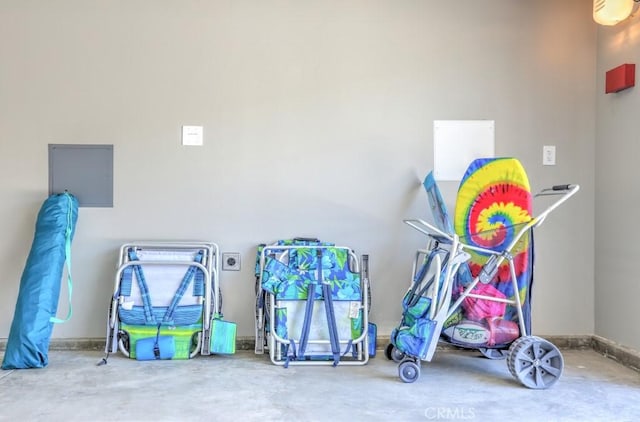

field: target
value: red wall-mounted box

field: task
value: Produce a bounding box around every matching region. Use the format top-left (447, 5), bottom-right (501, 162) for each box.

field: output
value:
top-left (605, 63), bottom-right (635, 94)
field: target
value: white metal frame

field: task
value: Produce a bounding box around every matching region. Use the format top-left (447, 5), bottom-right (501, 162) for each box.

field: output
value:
top-left (105, 241), bottom-right (220, 358)
top-left (256, 244), bottom-right (370, 366)
top-left (403, 184), bottom-right (580, 362)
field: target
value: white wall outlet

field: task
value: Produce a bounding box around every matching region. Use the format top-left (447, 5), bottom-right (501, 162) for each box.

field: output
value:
top-left (222, 252), bottom-right (241, 271)
top-left (543, 145), bottom-right (556, 166)
top-left (182, 125), bottom-right (203, 146)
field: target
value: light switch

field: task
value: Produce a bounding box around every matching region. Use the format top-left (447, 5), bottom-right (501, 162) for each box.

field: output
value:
top-left (182, 125), bottom-right (203, 146)
top-left (543, 145), bottom-right (556, 166)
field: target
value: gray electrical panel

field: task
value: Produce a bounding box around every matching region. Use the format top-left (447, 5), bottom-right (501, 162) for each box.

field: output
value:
top-left (48, 144), bottom-right (114, 207)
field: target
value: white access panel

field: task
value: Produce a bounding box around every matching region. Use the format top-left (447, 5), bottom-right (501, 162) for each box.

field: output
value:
top-left (182, 125), bottom-right (204, 146)
top-left (433, 120), bottom-right (495, 181)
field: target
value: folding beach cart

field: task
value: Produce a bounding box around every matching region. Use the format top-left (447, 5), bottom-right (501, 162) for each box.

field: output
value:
top-left (387, 158), bottom-right (579, 388)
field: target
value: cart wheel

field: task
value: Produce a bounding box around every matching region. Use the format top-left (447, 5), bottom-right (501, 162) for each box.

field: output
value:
top-left (385, 344), bottom-right (405, 362)
top-left (506, 336), bottom-right (530, 378)
top-left (384, 343), bottom-right (394, 360)
top-left (478, 347), bottom-right (508, 360)
top-left (398, 360), bottom-right (421, 383)
top-left (507, 336), bottom-right (564, 389)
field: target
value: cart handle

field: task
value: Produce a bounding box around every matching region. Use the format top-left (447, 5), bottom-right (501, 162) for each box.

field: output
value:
top-left (532, 184), bottom-right (580, 228)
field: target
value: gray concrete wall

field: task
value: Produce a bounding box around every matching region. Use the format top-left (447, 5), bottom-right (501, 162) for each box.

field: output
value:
top-left (0, 1), bottom-right (595, 340)
top-left (595, 15), bottom-right (640, 351)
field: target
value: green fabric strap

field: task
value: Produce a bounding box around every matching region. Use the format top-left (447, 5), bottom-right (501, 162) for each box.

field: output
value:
top-left (50, 194), bottom-right (74, 324)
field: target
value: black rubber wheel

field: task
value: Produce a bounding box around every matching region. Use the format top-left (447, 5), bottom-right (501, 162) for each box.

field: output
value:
top-left (385, 344), bottom-right (405, 363)
top-left (384, 343), bottom-right (394, 360)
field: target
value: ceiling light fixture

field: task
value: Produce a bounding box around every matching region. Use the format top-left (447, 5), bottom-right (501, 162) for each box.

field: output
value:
top-left (593, 0), bottom-right (639, 25)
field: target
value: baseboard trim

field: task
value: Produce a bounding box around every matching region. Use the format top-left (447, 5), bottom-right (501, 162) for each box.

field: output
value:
top-left (374, 335), bottom-right (598, 351)
top-left (591, 335), bottom-right (640, 372)
top-left (1, 335), bottom-right (638, 372)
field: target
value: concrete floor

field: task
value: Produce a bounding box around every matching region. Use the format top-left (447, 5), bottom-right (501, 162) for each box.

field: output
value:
top-left (1, 348), bottom-right (639, 422)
